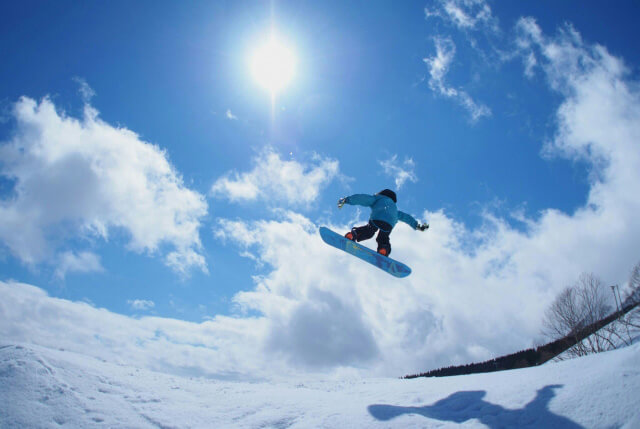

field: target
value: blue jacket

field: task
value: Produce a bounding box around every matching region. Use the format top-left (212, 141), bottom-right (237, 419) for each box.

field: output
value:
top-left (345, 194), bottom-right (419, 230)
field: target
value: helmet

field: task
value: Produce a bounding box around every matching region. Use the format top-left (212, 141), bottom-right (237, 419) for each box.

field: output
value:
top-left (377, 189), bottom-right (397, 203)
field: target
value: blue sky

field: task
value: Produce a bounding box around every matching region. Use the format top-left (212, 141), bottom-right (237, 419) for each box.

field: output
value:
top-left (2, 1), bottom-right (640, 376)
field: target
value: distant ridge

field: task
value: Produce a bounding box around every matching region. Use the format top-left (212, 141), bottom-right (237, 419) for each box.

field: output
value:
top-left (404, 300), bottom-right (640, 379)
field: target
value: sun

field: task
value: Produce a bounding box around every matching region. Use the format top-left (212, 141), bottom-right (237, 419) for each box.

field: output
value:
top-left (250, 35), bottom-right (296, 95)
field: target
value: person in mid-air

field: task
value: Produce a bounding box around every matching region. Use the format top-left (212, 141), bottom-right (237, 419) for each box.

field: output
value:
top-left (338, 189), bottom-right (428, 257)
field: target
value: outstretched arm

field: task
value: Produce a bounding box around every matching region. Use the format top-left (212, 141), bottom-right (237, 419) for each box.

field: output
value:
top-left (398, 210), bottom-right (428, 231)
top-left (338, 194), bottom-right (376, 209)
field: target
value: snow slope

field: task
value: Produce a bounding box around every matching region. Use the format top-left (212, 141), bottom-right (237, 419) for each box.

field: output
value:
top-left (1, 342), bottom-right (639, 428)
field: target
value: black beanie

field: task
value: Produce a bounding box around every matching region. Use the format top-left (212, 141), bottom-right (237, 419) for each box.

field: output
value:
top-left (377, 189), bottom-right (397, 203)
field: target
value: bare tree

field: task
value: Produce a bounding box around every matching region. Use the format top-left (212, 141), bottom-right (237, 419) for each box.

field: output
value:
top-left (541, 273), bottom-right (614, 359)
top-left (626, 261), bottom-right (640, 306)
top-left (619, 261), bottom-right (640, 333)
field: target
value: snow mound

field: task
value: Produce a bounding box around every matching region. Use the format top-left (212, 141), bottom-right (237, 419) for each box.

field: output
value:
top-left (1, 342), bottom-right (639, 428)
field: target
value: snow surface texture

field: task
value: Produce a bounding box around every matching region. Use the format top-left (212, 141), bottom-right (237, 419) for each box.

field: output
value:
top-left (1, 342), bottom-right (639, 428)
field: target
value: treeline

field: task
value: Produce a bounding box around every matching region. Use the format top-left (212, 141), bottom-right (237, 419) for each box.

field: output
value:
top-left (404, 300), bottom-right (639, 379)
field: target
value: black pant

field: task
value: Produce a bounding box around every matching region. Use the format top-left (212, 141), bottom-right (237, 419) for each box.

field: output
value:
top-left (352, 220), bottom-right (393, 255)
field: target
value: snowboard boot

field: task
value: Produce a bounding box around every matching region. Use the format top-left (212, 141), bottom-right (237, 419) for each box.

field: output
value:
top-left (377, 247), bottom-right (389, 257)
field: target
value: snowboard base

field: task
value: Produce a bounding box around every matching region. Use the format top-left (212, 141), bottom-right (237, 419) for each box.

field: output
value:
top-left (319, 227), bottom-right (411, 278)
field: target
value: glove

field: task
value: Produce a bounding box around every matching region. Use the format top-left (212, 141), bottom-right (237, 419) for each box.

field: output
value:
top-left (337, 197), bottom-right (347, 209)
top-left (417, 223), bottom-right (429, 231)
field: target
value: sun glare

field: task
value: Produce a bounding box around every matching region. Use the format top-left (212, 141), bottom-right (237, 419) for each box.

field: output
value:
top-left (250, 36), bottom-right (296, 95)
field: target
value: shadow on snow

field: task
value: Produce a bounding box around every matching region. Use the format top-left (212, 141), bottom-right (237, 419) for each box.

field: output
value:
top-left (368, 384), bottom-right (583, 428)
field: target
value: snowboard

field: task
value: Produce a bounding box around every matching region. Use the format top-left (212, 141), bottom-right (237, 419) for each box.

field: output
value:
top-left (319, 226), bottom-right (412, 278)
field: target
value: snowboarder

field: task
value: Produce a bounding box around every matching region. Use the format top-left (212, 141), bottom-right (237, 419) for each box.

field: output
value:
top-left (338, 189), bottom-right (428, 257)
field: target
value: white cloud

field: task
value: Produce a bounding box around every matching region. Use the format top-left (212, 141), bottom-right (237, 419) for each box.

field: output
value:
top-left (425, 0), bottom-right (498, 32)
top-left (0, 281), bottom-right (273, 380)
top-left (211, 148), bottom-right (340, 206)
top-left (214, 212), bottom-right (383, 370)
top-left (523, 52), bottom-right (538, 78)
top-left (267, 288), bottom-right (380, 368)
top-left (514, 17), bottom-right (545, 78)
top-left (0, 97), bottom-right (208, 275)
top-left (426, 37), bottom-right (456, 83)
top-left (515, 17), bottom-right (544, 48)
top-left (72, 77), bottom-right (96, 103)
top-left (127, 299), bottom-right (155, 311)
top-left (225, 109), bottom-right (238, 120)
top-left (55, 251), bottom-right (104, 279)
top-left (514, 18), bottom-right (639, 167)
top-left (424, 37), bottom-right (492, 122)
top-left (379, 155), bottom-right (418, 189)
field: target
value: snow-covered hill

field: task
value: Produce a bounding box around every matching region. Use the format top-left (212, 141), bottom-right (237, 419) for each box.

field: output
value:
top-left (1, 342), bottom-right (639, 428)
